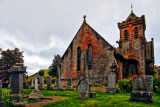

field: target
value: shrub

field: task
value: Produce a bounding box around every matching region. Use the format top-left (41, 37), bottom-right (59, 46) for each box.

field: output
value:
top-left (91, 84), bottom-right (102, 87)
top-left (38, 70), bottom-right (44, 76)
top-left (72, 84), bottom-right (78, 88)
top-left (153, 77), bottom-right (160, 93)
top-left (155, 86), bottom-right (160, 94)
top-left (63, 84), bottom-right (67, 88)
top-left (117, 77), bottom-right (133, 92)
top-left (43, 78), bottom-right (56, 84)
top-left (117, 75), bottom-right (160, 93)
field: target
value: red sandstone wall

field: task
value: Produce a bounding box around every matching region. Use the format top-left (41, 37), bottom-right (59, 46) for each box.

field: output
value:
top-left (61, 23), bottom-right (117, 85)
top-left (118, 16), bottom-right (146, 75)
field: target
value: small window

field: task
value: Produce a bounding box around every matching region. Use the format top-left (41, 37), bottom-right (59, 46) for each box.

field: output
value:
top-left (77, 47), bottom-right (81, 71)
top-left (124, 30), bottom-right (128, 41)
top-left (88, 44), bottom-right (92, 70)
top-left (134, 27), bottom-right (138, 39)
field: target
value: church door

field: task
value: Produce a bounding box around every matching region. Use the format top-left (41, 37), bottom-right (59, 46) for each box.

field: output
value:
top-left (127, 60), bottom-right (138, 77)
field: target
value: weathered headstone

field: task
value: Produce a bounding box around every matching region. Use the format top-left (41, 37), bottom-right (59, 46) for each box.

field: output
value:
top-left (54, 66), bottom-right (63, 90)
top-left (129, 75), bottom-right (154, 103)
top-left (157, 68), bottom-right (160, 79)
top-left (39, 76), bottom-right (45, 90)
top-left (46, 76), bottom-right (53, 90)
top-left (0, 80), bottom-right (4, 107)
top-left (34, 77), bottom-right (38, 90)
top-left (106, 72), bottom-right (116, 93)
top-left (8, 65), bottom-right (27, 107)
top-left (31, 78), bottom-right (34, 89)
top-left (66, 78), bottom-right (73, 91)
top-left (77, 79), bottom-right (90, 99)
top-left (90, 92), bottom-right (96, 98)
top-left (29, 76), bottom-right (43, 99)
top-left (7, 77), bottom-right (11, 89)
top-left (24, 76), bottom-right (29, 89)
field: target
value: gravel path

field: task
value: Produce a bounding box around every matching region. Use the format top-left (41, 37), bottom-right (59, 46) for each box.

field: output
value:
top-left (27, 97), bottom-right (64, 107)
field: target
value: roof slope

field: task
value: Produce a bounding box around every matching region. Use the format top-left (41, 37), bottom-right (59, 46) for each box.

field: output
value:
top-left (62, 21), bottom-right (114, 59)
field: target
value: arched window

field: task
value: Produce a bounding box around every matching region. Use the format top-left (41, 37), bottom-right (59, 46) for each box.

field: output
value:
top-left (124, 30), bottom-right (128, 41)
top-left (77, 47), bottom-right (81, 71)
top-left (88, 44), bottom-right (92, 70)
top-left (134, 27), bottom-right (138, 39)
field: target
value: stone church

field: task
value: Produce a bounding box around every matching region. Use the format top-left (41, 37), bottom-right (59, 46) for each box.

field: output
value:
top-left (60, 10), bottom-right (154, 85)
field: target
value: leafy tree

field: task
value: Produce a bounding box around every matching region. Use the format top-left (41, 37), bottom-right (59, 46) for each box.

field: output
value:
top-left (0, 48), bottom-right (24, 71)
top-left (38, 70), bottom-right (45, 76)
top-left (49, 54), bottom-right (61, 77)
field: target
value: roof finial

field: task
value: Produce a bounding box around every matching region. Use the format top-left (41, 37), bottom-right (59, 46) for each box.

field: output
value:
top-left (83, 15), bottom-right (86, 23)
top-left (131, 4), bottom-right (133, 13)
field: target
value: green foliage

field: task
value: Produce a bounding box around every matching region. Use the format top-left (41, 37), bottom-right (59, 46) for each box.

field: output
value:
top-left (38, 70), bottom-right (45, 76)
top-left (117, 78), bottom-right (133, 92)
top-left (48, 54), bottom-right (61, 77)
top-left (44, 78), bottom-right (56, 84)
top-left (117, 77), bottom-right (160, 93)
top-left (0, 48), bottom-right (24, 71)
top-left (91, 84), bottom-right (104, 87)
top-left (48, 65), bottom-right (57, 77)
top-left (153, 77), bottom-right (160, 87)
top-left (155, 86), bottom-right (160, 94)
top-left (153, 77), bottom-right (160, 93)
top-left (72, 84), bottom-right (78, 88)
top-left (62, 84), bottom-right (67, 88)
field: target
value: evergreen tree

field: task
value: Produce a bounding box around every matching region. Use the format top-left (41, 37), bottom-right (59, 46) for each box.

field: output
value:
top-left (0, 48), bottom-right (24, 71)
top-left (49, 54), bottom-right (61, 77)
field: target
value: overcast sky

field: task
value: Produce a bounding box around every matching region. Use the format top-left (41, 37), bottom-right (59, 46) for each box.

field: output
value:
top-left (0, 0), bottom-right (160, 76)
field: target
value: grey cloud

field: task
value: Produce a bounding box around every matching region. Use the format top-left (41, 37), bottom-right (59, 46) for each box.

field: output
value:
top-left (0, 0), bottom-right (160, 75)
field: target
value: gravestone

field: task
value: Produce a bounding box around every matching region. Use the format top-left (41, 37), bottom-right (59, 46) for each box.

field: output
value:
top-left (77, 79), bottom-right (90, 99)
top-left (157, 68), bottom-right (160, 79)
top-left (77, 52), bottom-right (93, 99)
top-left (106, 72), bottom-right (116, 93)
top-left (46, 76), bottom-right (53, 90)
top-left (24, 76), bottom-right (29, 89)
top-left (54, 66), bottom-right (63, 90)
top-left (34, 77), bottom-right (38, 90)
top-left (39, 76), bottom-right (45, 90)
top-left (90, 92), bottom-right (96, 98)
top-left (31, 79), bottom-right (34, 89)
top-left (29, 76), bottom-right (43, 99)
top-left (129, 75), bottom-right (154, 103)
top-left (8, 65), bottom-right (27, 107)
top-left (7, 77), bottom-right (11, 89)
top-left (66, 78), bottom-right (73, 91)
top-left (0, 80), bottom-right (4, 107)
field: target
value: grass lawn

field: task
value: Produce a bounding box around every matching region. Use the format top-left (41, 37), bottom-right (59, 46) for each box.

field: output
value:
top-left (2, 88), bottom-right (160, 107)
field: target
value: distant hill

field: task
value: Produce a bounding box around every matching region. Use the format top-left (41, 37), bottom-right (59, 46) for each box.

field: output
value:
top-left (28, 69), bottom-right (51, 82)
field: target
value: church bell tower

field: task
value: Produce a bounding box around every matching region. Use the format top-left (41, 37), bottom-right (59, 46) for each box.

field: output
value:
top-left (117, 8), bottom-right (146, 76)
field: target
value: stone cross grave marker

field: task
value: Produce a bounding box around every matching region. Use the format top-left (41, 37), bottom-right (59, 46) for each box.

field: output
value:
top-left (29, 76), bottom-right (43, 99)
top-left (56, 65), bottom-right (63, 90)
